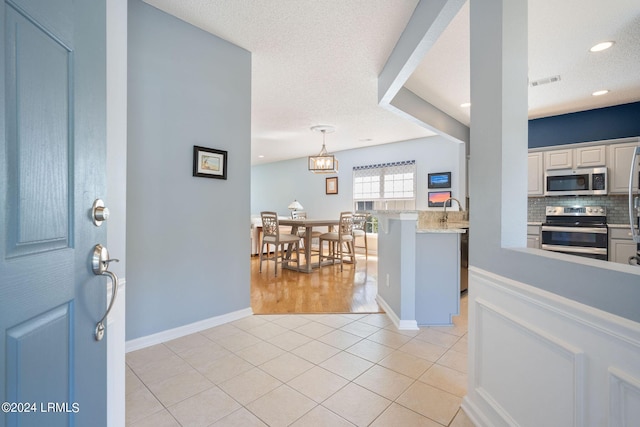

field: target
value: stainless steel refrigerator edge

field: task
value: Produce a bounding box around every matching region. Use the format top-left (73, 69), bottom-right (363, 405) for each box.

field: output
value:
top-left (629, 145), bottom-right (640, 266)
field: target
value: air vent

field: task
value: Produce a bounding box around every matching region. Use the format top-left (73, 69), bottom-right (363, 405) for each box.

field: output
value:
top-left (529, 75), bottom-right (561, 87)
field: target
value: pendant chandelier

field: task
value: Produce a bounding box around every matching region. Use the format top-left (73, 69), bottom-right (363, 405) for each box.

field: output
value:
top-left (308, 125), bottom-right (338, 174)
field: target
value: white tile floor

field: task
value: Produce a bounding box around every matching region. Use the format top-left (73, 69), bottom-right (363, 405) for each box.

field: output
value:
top-left (126, 295), bottom-right (474, 426)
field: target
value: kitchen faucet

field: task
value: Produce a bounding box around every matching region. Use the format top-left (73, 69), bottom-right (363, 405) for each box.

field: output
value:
top-left (442, 197), bottom-right (462, 223)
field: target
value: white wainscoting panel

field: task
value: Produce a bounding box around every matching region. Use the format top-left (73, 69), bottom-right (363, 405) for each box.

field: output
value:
top-left (474, 299), bottom-right (584, 427)
top-left (462, 268), bottom-right (640, 427)
top-left (609, 367), bottom-right (640, 426)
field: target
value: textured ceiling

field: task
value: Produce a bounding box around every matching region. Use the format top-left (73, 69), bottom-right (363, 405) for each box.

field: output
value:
top-left (142, 0), bottom-right (640, 165)
top-left (406, 0), bottom-right (640, 125)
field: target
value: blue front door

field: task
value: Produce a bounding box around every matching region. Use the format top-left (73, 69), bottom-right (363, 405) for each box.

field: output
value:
top-left (0, 1), bottom-right (107, 426)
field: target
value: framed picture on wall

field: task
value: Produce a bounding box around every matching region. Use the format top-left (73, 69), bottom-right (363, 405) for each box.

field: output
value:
top-left (193, 146), bottom-right (227, 180)
top-left (326, 177), bottom-right (338, 195)
top-left (428, 171), bottom-right (451, 188)
top-left (428, 190), bottom-right (452, 207)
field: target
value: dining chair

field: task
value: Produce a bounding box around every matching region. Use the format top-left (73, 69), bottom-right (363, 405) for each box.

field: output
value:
top-left (291, 211), bottom-right (322, 245)
top-left (352, 212), bottom-right (368, 259)
top-left (259, 211), bottom-right (301, 276)
top-left (318, 211), bottom-right (356, 271)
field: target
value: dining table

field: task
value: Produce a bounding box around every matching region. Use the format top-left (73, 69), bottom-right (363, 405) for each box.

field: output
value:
top-left (279, 218), bottom-right (340, 273)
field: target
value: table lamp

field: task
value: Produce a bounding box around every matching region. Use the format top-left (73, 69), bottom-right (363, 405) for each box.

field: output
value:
top-left (288, 200), bottom-right (303, 215)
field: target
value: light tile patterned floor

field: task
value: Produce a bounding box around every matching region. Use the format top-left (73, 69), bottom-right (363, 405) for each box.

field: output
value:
top-left (126, 295), bottom-right (474, 426)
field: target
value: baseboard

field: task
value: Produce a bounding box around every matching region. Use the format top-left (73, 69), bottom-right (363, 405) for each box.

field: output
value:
top-left (461, 397), bottom-right (493, 427)
top-left (376, 295), bottom-right (419, 330)
top-left (125, 307), bottom-right (253, 353)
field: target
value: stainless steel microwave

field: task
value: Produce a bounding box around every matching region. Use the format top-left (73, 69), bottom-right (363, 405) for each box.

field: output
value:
top-left (544, 167), bottom-right (607, 196)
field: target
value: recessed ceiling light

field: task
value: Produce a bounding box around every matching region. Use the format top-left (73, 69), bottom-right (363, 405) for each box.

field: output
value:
top-left (589, 41), bottom-right (614, 52)
top-left (258, 155), bottom-right (265, 158)
top-left (592, 89), bottom-right (609, 96)
top-left (460, 102), bottom-right (471, 108)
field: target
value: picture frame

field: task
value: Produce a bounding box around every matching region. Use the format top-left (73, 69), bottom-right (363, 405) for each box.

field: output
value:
top-left (326, 176), bottom-right (338, 195)
top-left (428, 190), bottom-right (452, 207)
top-left (193, 146), bottom-right (227, 180)
top-left (428, 171), bottom-right (451, 188)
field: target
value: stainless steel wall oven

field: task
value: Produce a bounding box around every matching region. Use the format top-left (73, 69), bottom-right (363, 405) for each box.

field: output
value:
top-left (541, 206), bottom-right (608, 260)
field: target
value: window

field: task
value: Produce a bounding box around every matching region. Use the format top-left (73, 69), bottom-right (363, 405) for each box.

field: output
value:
top-left (353, 160), bottom-right (416, 212)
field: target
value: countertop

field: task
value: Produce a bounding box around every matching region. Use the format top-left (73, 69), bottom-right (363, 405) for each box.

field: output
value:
top-left (417, 221), bottom-right (469, 234)
top-left (607, 223), bottom-right (637, 229)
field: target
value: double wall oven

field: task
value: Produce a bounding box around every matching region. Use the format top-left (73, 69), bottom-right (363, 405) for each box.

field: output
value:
top-left (541, 206), bottom-right (608, 260)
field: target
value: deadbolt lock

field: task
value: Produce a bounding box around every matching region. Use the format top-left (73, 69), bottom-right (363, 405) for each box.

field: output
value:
top-left (92, 199), bottom-right (110, 226)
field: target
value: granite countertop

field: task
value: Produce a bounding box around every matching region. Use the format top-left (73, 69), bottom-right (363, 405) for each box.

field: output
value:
top-left (528, 221), bottom-right (543, 226)
top-left (417, 221), bottom-right (469, 234)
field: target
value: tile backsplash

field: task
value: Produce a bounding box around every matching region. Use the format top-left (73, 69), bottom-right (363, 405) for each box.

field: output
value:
top-left (528, 195), bottom-right (631, 224)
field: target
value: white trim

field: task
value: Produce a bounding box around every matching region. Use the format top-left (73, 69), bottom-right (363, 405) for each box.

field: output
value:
top-left (474, 297), bottom-right (586, 426)
top-left (528, 136), bottom-right (640, 153)
top-left (475, 387), bottom-right (521, 427)
top-left (376, 295), bottom-right (419, 330)
top-left (609, 367), bottom-right (640, 426)
top-left (106, 278), bottom-right (125, 427)
top-left (397, 319), bottom-right (419, 330)
top-left (461, 397), bottom-right (494, 427)
top-left (471, 267), bottom-right (640, 346)
top-left (106, 278), bottom-right (126, 327)
top-left (467, 267), bottom-right (640, 427)
top-left (125, 307), bottom-right (253, 353)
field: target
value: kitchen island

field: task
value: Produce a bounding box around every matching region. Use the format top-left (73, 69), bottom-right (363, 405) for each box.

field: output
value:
top-left (376, 211), bottom-right (468, 329)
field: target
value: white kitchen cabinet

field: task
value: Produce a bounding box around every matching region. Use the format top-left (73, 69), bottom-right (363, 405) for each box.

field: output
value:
top-left (575, 145), bottom-right (606, 168)
top-left (527, 152), bottom-right (544, 196)
top-left (544, 145), bottom-right (606, 170)
top-left (527, 224), bottom-right (541, 249)
top-left (608, 227), bottom-right (638, 264)
top-left (544, 149), bottom-right (573, 170)
top-left (608, 142), bottom-right (640, 194)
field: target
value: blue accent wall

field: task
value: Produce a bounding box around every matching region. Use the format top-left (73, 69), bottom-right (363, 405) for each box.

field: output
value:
top-left (528, 102), bottom-right (640, 148)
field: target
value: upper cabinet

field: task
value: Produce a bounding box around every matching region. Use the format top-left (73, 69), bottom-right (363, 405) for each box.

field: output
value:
top-left (575, 145), bottom-right (607, 168)
top-left (544, 145), bottom-right (606, 170)
top-left (544, 149), bottom-right (573, 170)
top-left (608, 142), bottom-right (640, 194)
top-left (528, 152), bottom-right (544, 196)
top-left (529, 138), bottom-right (639, 197)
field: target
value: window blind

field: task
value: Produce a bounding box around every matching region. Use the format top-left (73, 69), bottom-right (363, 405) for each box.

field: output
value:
top-left (353, 160), bottom-right (416, 210)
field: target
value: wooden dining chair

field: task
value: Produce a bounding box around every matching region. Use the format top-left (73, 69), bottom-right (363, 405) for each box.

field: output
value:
top-left (291, 211), bottom-right (322, 252)
top-left (318, 211), bottom-right (356, 271)
top-left (352, 212), bottom-right (368, 259)
top-left (259, 211), bottom-right (301, 276)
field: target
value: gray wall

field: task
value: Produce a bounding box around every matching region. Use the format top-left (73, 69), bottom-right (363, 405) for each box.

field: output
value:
top-left (126, 0), bottom-right (251, 340)
top-left (468, 0), bottom-right (640, 323)
top-left (251, 135), bottom-right (465, 217)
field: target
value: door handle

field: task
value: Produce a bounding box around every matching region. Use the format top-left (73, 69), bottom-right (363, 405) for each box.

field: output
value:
top-left (92, 244), bottom-right (119, 341)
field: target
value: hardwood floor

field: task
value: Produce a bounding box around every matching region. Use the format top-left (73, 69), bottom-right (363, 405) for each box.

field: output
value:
top-left (250, 253), bottom-right (383, 314)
